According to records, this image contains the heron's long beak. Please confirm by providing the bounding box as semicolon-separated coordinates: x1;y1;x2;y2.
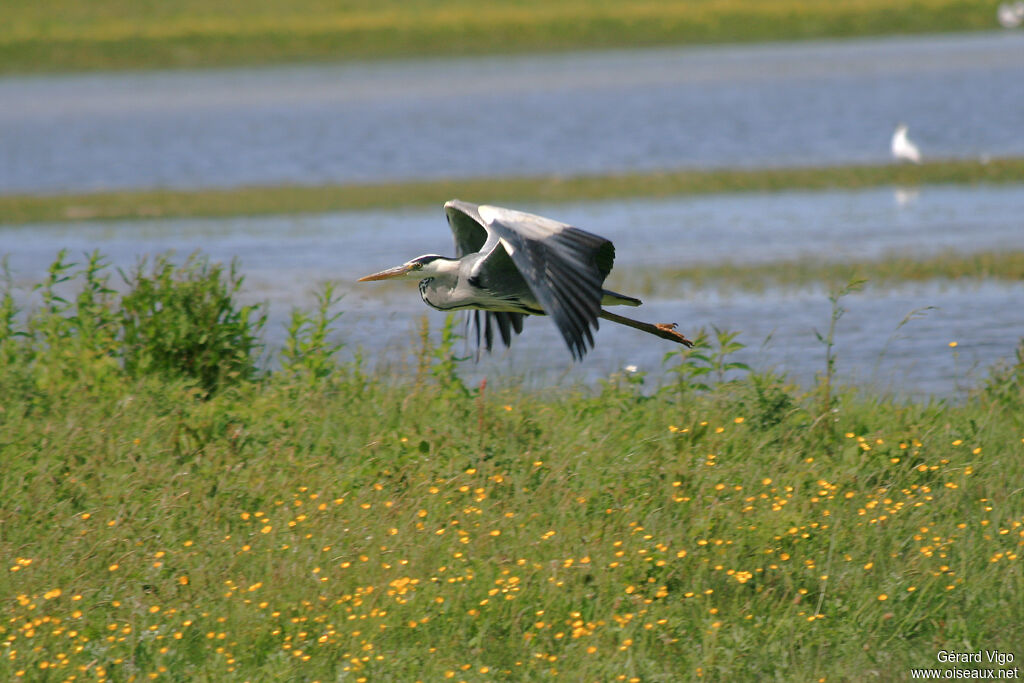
357;264;414;282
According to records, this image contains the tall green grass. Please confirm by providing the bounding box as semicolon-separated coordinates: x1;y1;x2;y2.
1;254;1023;680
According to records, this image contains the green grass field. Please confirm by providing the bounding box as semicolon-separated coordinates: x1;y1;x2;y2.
0;0;1000;73
3;157;1023;226
1;255;1023;680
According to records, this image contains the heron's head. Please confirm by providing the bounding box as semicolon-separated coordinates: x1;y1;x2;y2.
357;254;448;282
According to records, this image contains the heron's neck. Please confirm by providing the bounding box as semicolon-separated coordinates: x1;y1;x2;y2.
421;257;461;279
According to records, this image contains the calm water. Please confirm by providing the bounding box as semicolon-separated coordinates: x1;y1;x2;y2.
2;32;1023;194
3;185;1023;397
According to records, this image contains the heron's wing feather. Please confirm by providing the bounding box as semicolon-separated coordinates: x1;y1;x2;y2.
444;199;491;258
446;200;525;354
478;204;612;360
594;240;615;280
466;309;524;356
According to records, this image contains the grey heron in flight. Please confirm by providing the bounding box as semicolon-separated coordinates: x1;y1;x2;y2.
358;199;693;360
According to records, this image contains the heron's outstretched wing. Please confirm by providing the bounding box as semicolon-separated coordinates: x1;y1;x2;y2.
444;199;489;258
445;199;526;353
477;204;615;360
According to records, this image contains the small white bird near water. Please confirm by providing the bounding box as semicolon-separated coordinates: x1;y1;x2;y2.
997;1;1024;28
891;123;921;164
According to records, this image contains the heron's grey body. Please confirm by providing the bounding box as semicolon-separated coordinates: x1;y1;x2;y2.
358;199;691;360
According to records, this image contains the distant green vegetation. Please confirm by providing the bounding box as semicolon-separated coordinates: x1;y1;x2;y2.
1;252;1023;679
3;157;1023;226
621;249;1024;295
0;0;1000;73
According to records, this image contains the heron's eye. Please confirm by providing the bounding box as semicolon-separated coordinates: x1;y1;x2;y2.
412;262;424;270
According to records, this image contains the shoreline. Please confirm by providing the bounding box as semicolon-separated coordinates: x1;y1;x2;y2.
2;157;1022;226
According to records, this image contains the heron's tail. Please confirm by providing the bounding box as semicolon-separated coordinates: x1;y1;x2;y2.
601;289;641;307
599;309;693;347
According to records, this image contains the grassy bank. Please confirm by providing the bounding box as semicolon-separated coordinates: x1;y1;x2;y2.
0;0;999;74
1;253;1023;680
3;157;1023;226
620;249;1024;295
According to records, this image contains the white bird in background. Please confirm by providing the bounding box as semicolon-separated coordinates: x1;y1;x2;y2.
891;123;921;164
997;1;1024;28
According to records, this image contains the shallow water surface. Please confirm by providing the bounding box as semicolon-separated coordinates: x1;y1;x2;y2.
5;184;1022;279
2;32;1023;194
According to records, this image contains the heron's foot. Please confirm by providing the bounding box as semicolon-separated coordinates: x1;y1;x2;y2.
656;323;694;348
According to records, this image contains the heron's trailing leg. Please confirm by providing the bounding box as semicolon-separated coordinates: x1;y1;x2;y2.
599;309;694;347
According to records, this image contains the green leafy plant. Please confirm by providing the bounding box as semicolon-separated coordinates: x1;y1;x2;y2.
29;249;76;349
814;278;865;417
707;326;751;384
410;313;471;400
70;250;120;355
4;251;123;395
663;328;712;397
431;313;471;399
119;252;266;394
281;282;344;384
0;258;24;365
663;326;750;399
